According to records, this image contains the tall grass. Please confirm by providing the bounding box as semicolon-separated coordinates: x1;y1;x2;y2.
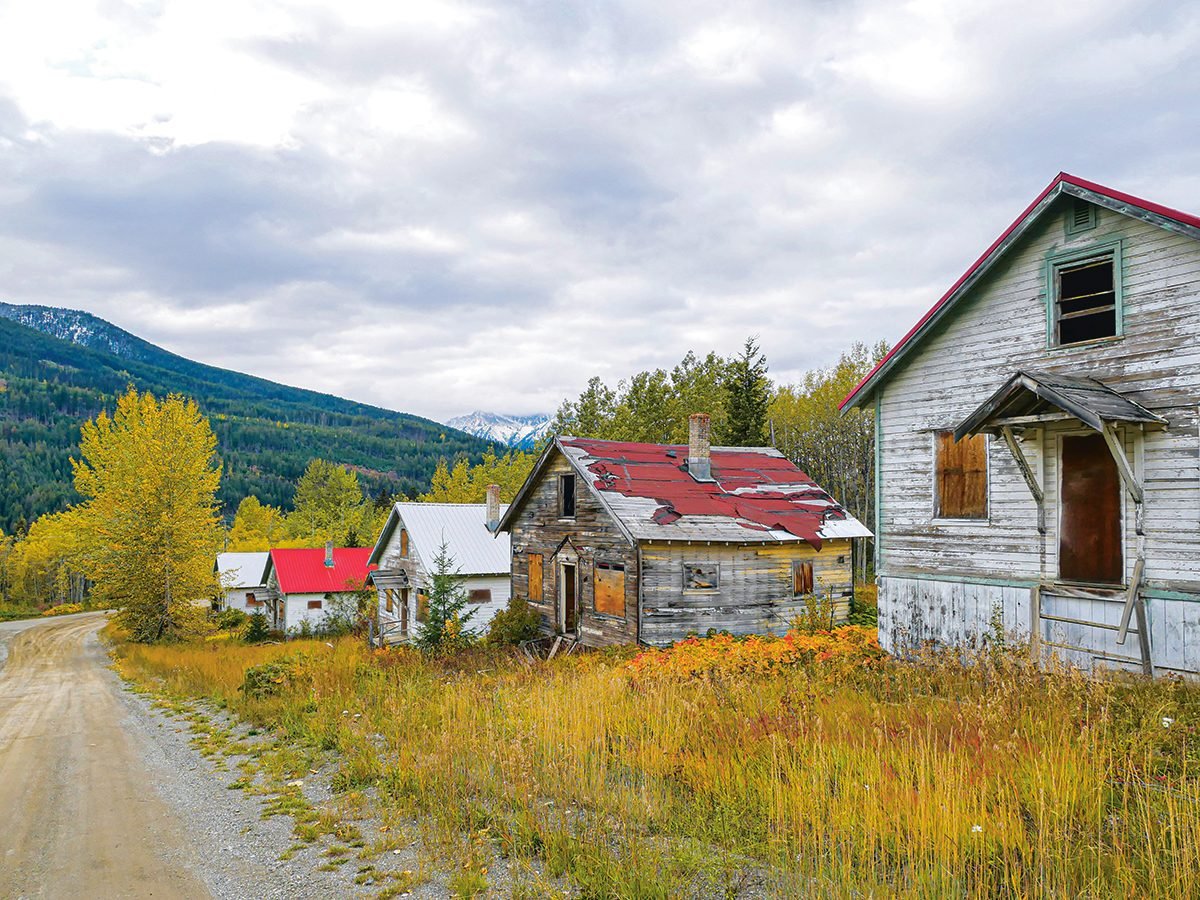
114;635;1199;897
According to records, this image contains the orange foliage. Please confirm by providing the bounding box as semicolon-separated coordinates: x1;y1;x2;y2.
627;625;884;680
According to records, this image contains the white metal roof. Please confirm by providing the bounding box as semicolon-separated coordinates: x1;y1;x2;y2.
374;502;511;576
215;552;269;588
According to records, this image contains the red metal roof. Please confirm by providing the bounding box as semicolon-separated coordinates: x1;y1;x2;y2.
840;172;1200;411
562;437;851;549
268;547;375;595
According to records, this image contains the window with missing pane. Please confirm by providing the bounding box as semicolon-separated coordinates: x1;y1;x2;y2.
1048;243;1123;347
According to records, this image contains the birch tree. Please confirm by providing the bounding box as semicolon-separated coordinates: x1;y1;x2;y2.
73;388;222;641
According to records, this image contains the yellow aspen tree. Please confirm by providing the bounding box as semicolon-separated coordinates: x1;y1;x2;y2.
73;388;222;642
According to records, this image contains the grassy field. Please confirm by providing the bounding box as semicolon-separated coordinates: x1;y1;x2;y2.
112;626;1199;898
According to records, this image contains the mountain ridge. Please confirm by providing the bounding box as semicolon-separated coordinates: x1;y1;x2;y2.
0;303;493;531
445;410;551;449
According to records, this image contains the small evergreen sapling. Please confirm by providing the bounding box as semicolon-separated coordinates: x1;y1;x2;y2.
414;540;478;653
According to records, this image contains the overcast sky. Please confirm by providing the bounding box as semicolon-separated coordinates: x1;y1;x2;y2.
2;1;1199;422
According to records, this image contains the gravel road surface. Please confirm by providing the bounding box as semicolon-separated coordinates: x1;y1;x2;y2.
0;613;361;899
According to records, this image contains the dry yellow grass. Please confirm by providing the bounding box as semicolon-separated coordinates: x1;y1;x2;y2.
113;633;1200;898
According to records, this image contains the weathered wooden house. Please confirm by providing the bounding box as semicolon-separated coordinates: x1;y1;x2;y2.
842;172;1200;677
262;544;375;635
366;490;512;644
495;414;872;648
214;551;269;614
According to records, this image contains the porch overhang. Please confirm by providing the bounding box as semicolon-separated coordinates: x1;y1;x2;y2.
953;370;1167;441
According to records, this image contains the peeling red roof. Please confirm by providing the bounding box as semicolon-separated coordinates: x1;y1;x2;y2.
841;172;1200;411
268;547;375;595
562;438;851;550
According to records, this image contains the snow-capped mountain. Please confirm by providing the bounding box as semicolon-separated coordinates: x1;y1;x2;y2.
445;411;552;449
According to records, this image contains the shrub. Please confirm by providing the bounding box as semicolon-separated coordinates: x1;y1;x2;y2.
486;596;543;645
241;653;310;698
244;612;270;643
214;608;249;631
41;602;84;617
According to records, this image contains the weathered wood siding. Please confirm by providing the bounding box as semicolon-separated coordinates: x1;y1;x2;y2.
640;539;854;646
876;195;1200;674
509;450;639;647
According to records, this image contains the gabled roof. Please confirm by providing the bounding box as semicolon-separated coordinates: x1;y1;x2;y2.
368;502;511;576
265;547;375;595
215;552;269;589
841;173;1200;411
955;370;1168;441
497;436;871;550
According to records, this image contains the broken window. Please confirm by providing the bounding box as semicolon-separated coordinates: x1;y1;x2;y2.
1054;254;1118;346
594;562;626;617
245;592;261;608
793;561;814;596
683;562;719;592
935;432;988;519
559;473;576;518
527;552;544;602
468;588;492;604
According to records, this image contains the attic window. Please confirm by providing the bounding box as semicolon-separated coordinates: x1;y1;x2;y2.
1065;198;1097;235
559;473;576;518
1054;254;1118;346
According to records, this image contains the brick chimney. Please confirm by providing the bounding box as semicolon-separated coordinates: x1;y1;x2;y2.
486;483;501;532
324;540;334;568
687;413;713;482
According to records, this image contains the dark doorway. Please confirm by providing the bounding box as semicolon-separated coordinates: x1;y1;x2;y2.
561;563;577;633
1060;433;1123;585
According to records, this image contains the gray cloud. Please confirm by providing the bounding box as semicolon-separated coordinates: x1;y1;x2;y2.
2;1;1200;420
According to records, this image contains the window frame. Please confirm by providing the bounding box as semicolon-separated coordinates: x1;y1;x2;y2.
1045;239;1124;350
558;473;577;519
682;561;720;593
931;431;991;524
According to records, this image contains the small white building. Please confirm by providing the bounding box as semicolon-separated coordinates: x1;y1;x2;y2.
214;552;269;614
262;545;375;635
368;487;512;644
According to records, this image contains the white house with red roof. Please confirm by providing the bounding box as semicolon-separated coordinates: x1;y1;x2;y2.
842;172;1200;677
496;414;871;648
262;544;376;635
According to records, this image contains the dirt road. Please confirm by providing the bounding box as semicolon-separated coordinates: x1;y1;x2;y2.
0;613;211;899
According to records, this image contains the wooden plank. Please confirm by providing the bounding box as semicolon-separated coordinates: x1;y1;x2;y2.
1134;596;1155;676
1116;556;1145;645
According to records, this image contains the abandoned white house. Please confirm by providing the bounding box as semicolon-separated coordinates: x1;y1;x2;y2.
213;552;269;614
366;489;512;644
261;544;375;634
495;414;872;649
842;172;1200;677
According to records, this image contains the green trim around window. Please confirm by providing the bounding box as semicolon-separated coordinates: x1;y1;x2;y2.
1043;238;1124;349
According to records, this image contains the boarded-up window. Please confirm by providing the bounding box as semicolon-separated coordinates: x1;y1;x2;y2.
528;553;544;602
385;588;394;613
935;432;988;519
400;529;409;557
468;588;492;604
245;592;262;608
1060;433;1123;584
793;561;814;596
417;593;429;623
594;562;625;617
307;599;323;610
683;562;719;591
559;474;576;518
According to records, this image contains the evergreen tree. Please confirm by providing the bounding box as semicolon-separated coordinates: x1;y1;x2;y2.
722;337;771;446
72;388;222;642
414;540;477;653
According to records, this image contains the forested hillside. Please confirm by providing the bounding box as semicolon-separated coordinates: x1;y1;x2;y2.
0;312;490;531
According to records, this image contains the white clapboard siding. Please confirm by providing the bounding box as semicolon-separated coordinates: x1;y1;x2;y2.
876;197;1200;676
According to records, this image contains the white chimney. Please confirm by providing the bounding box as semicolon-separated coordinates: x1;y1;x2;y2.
687;413;713;482
324;540;334;568
486;484;501;532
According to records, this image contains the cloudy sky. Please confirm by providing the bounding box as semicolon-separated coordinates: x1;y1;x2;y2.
2;1;1199;422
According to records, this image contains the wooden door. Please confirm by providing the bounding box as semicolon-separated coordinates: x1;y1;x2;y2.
562;564;577;633
1060;433;1122;585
